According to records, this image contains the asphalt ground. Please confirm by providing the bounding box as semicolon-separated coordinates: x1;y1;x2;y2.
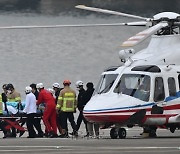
0;128;180;154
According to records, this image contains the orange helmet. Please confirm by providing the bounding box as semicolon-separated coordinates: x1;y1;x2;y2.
63;80;71;85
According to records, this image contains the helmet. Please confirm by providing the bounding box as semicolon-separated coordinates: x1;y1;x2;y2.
75;80;83;88
36;83;44;89
63;80;71;85
25;86;32;93
6;83;14;90
52;83;60;88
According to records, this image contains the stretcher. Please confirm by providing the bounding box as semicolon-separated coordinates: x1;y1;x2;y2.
0;102;43;134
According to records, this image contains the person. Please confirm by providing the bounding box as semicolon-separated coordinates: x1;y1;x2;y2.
23;86;37;138
75;80;88;135
52;82;63;135
2;84;8;114
36;83;57;138
0;84;10;138
30;83;39;100
6;83;21;137
28;83;44;137
56;80;77;138
84;82;100;138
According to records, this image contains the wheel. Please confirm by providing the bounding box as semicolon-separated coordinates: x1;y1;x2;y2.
118;128;126;139
149;129;157;137
110;128;118;139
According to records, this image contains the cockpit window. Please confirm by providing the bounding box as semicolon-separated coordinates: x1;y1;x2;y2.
114;74;150;101
96;74;118;94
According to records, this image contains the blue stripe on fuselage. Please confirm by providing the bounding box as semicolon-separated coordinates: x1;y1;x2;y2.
84;91;180;113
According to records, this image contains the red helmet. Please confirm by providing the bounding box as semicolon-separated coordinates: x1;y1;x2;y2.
63;80;71;85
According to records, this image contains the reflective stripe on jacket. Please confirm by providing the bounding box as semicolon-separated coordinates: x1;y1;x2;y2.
7;90;21;102
57;86;76;112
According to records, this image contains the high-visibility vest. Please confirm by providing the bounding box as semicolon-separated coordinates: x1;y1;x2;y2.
7;91;21;102
58;92;76;112
0;95;2;114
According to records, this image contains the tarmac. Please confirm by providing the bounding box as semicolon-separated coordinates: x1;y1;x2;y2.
0;127;180;154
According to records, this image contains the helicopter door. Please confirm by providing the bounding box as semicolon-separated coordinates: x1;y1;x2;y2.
154;77;165;102
152;77;165;114
167;77;176;97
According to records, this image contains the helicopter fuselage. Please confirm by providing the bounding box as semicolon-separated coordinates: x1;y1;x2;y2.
83;34;180;128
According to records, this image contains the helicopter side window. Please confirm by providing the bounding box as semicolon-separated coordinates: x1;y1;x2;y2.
154;77;165;102
168;77;176;96
114;74;150;101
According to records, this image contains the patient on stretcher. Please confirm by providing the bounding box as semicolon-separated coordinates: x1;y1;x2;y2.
1;101;43;116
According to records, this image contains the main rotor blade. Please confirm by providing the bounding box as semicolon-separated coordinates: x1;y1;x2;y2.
0;21;147;30
0;24;125;29
76;5;149;21
121;22;168;47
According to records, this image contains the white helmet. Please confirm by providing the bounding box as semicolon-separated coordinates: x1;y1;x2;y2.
52;82;60;88
75;80;83;88
36;83;44;89
47;88;55;95
25;86;32;93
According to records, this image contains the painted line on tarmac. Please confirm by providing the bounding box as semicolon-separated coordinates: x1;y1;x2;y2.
0;145;180;150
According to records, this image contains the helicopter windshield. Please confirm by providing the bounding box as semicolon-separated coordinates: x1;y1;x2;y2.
96;74;118;94
114;74;150;101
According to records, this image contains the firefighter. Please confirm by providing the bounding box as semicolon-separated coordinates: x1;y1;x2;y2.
36;83;57;138
56;80;77;138
6;83;21;137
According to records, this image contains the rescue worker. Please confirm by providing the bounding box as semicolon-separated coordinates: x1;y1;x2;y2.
52;82;63;135
0;84;11;138
75;80;88;135
6;83;21;137
2;84;8;114
23;86;37;138
36;83;58;138
56;80;77;138
0;85;9;138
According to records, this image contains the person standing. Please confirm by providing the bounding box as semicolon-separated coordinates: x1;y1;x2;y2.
36;83;57;138
23;86;37;138
52;82;63;135
0;84;9;138
56;80;77;138
29;83;44;137
75;80;88;135
6;83;21;137
84;82;100;138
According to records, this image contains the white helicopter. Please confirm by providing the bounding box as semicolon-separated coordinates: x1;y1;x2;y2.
0;5;180;139
75;5;180;139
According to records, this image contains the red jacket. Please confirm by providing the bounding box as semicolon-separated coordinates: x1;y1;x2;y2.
37;89;55;107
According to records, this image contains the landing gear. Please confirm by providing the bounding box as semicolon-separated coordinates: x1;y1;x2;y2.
110;128;127;139
143;126;157;138
110;128;118;139
118;128;126;139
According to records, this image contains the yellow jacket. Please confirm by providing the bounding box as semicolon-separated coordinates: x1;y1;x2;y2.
57;86;76;112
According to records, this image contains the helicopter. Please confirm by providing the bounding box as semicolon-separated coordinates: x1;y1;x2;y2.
75;5;180;139
0;5;180;139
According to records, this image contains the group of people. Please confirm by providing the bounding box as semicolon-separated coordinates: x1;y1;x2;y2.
0;80;99;139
